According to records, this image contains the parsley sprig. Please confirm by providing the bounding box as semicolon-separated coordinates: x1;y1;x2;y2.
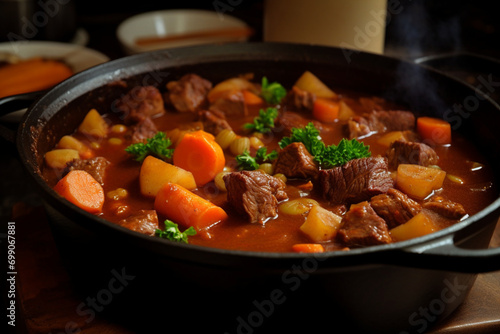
261;77;287;104
155;220;196;243
125;132;174;162
243;107;278;133
278;122;371;168
236;147;278;171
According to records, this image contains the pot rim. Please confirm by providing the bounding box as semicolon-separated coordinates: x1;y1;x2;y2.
15;42;500;267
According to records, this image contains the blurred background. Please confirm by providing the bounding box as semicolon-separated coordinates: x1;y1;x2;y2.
0;0;499;60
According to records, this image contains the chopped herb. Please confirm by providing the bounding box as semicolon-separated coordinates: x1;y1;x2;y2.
261;77;287;104
319;138;371;169
155;220;196;243
279;122;325;158
243;107;279;133
236;147;278;171
125;132;174;162
279;122;371;168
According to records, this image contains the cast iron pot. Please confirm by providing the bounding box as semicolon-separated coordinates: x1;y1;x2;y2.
2;42;500;333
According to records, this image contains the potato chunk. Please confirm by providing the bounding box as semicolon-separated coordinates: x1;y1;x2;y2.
396;164;446;199
45;149;79;169
78;109;109;138
300;205;342;242
294;71;337;99
140;155;196;197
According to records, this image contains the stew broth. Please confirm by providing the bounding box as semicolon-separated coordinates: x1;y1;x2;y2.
42;72;497;253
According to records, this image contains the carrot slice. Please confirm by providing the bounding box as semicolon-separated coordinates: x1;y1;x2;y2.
292;243;325;253
173;130;225;186
53;170;104;214
154;182;228;230
312;98;340;123
242;89;264;106
0;58;73;98
416;117;452;145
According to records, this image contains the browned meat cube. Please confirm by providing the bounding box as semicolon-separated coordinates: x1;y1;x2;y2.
166;73;212;112
275;111;324;137
224;170;288;224
64;157;110;186
423;195;467;220
386;140;438;170
209;90;248;117
197;109;232;135
114;86;166;124
274;142;318;179
285;85;316;111
315;157;394;205
370;188;422;229
117;210;159;236
128;116;158;143
337;201;392;247
346;110;415;139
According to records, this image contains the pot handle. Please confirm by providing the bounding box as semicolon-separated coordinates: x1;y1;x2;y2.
398;225;500;273
0;90;45;143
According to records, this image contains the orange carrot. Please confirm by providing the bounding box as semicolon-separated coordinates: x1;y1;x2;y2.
53;170;104;214
154;182;228;230
416;117;452;145
312;98;340;123
292;243;325;253
0;58;73;98
242;89;264;106
173;130;225;186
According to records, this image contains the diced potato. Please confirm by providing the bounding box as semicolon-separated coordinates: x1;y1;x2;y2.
45;149;79;169
396;164;446;199
57;135;93;159
78;108;109;138
338;100;355;121
294;71;337;98
207;77;257;103
140;155;196;197
300;205;342;242
377;131;406;147
279;198;319;215
390;211;438;241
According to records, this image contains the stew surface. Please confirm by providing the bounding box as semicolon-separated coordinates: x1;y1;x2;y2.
42;71;497;253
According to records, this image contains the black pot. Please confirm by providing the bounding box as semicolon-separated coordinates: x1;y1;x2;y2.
2;43;500;333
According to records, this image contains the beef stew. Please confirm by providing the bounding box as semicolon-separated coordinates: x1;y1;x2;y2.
41;71;497;253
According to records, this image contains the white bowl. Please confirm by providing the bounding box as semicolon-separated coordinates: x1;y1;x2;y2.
117;9;251;55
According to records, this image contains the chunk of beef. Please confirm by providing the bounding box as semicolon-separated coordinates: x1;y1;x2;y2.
274;142;318;179
346;116;372;139
285;86;316;111
315;157;394;205
165;74;212;113
275;111;324;137
209;90;248;117
337;201;392;247
117;210;159;236
386;139;438;170
198;109;232;135
423;195;467;220
64;157;110;186
224;170;288;224
114;86;165;124
346;110;415;139
128;116;158;143
370;188;422;229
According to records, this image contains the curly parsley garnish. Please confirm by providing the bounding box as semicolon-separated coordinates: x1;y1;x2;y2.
125;132;174;162
279;122;370;168
155;220;196;243
243;107;279;133
236;147;278;171
320;138;371;169
261;77;287;104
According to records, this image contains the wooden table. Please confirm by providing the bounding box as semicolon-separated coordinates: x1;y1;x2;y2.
5;202;500;334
